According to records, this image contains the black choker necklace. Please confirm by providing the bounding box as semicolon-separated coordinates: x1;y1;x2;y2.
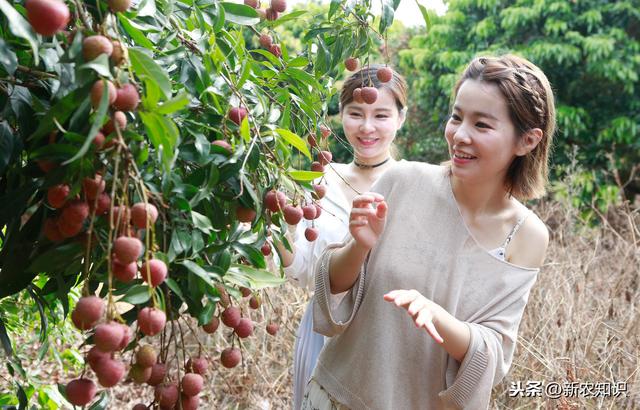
353;157;391;169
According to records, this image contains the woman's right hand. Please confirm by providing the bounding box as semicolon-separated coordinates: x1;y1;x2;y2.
349;193;387;250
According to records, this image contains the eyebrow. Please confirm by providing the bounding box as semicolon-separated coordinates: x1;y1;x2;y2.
452;105;498;121
347;107;393;113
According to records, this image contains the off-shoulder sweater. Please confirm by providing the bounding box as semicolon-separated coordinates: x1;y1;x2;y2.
312;161;540;409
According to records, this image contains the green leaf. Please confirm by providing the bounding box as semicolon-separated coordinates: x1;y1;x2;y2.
137;0;157;17
0;37;18;75
129;48;171;99
179;260;216;287
415;0;432;30
379;0;395;34
288;170;323;182
239;116;250;143
220;2;260;25
197;303;215;325
157;93;190;115
78;54;113;78
120;285;151;304
118;14;155;49
139;111;179;172
28;83;92;141
275;128;311;160
0;0;38;65
62;80;110;165
27;243;83;273
87;391;109;410
191;211;213;234
0;316;13;356
0;121;18;175
226;264;285;289
165;278;185;301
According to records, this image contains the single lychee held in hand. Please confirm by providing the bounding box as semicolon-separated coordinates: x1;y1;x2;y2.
220;347;241;368
25;0;69;36
113;236;143;264
65;378;97;406
229;106;248;125
140;259;167;287
71;296;104;330
137;307;166;336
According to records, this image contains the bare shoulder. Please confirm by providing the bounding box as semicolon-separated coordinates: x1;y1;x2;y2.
508;211;550;269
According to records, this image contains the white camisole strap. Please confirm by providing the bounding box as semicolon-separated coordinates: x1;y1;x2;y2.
487;210;533;260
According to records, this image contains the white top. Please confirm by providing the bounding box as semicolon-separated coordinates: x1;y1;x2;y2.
283;164;352;292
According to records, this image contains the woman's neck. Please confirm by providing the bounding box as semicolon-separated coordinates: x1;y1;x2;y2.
451;174;512;216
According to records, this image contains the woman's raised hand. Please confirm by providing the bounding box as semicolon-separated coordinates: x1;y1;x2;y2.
349;193;387;250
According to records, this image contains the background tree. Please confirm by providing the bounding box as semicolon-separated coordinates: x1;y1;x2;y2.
396;0;639;218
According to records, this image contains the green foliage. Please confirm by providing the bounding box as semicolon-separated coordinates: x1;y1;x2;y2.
397;0;640;213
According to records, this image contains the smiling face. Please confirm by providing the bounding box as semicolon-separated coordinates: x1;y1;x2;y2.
445;79;526;185
341;88;405;164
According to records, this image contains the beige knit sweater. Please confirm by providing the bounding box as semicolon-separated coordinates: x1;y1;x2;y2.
312;162;540;409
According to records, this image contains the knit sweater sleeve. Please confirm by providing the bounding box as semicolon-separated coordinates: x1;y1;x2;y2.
438;283;536;409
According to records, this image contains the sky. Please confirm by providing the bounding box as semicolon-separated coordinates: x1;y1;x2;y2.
288;0;448;27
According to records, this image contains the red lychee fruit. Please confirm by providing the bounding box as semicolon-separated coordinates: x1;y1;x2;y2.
102;111;127;135
181;373;203;396
112;257;136;282
249;295;261;309
137;307;166;336
25;0;69;36
130;202;158;229
65;378;96;406
132;404;148;410
186;357;208;376
344;57;358;72
307;133;318;148
269;43;282;57
202;317;219;334
43;218;64;242
117;323;132;350
244;0;258;8
236;206;256;223
113;83;140;112
108;0;131;12
90;80;117;108
47;184;70;209
376;67;393;83
220;347;241;368
312;184;326;200
314;203;322;218
265;8;278;21
129;363;152;383
361;87;378;104
229;107;248;125
93;131;105;149
155;383;179;408
234;318;254;338
310;161;324;173
239;286;252;297
266;322;279;335
212;139;232;153
353;87;364;104
91;192;111;216
264;191;282;213
110;204;130;226
94;358;125;387
87;345;111;371
58;218;83;239
147;363;166;386
302;204;317;220
221;306;242;328
94;321;125;352
111;40;124;65
283;205;303;225
305;227;319;241
113;236;143;264
71;296;104;330
216;284;231;308
180;394;200;410
60;200;89;227
82;35;113;61
135;345;157;368
318;150;332;166
82;175;105;201
271;0;286;12
140;259;167;287
261;243;271;256
259;33;272;49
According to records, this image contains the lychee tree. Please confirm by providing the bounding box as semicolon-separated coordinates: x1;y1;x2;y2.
0;0;405;406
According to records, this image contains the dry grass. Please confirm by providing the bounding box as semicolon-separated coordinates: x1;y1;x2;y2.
2;199;639;409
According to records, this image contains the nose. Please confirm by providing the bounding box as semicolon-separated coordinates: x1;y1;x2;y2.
359;117;375;133
452;123;472;145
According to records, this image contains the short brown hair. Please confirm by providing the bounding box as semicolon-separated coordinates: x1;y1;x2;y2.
340;64;408;113
453;55;556;200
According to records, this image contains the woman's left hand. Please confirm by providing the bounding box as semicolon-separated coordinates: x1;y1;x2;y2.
384;289;444;344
